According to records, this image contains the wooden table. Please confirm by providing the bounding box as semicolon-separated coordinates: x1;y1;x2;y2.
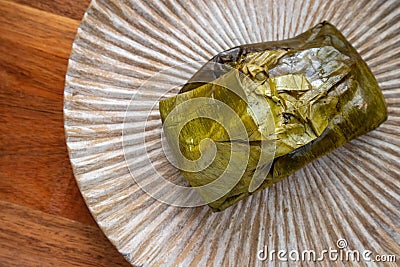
0;0;131;265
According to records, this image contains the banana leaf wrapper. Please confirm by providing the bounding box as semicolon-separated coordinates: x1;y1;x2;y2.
159;22;387;211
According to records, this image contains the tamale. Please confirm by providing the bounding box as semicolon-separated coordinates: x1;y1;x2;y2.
159;21;388;211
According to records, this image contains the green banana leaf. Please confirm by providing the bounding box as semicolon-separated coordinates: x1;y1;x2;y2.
159;21;387;211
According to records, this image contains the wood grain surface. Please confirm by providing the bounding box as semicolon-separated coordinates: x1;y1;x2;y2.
0;0;130;265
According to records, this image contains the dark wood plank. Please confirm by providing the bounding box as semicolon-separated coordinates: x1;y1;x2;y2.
0;201;131;267
0;0;80;58
0;0;94;225
7;0;91;20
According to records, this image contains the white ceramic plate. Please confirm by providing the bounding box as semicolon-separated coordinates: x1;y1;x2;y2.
64;0;400;265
